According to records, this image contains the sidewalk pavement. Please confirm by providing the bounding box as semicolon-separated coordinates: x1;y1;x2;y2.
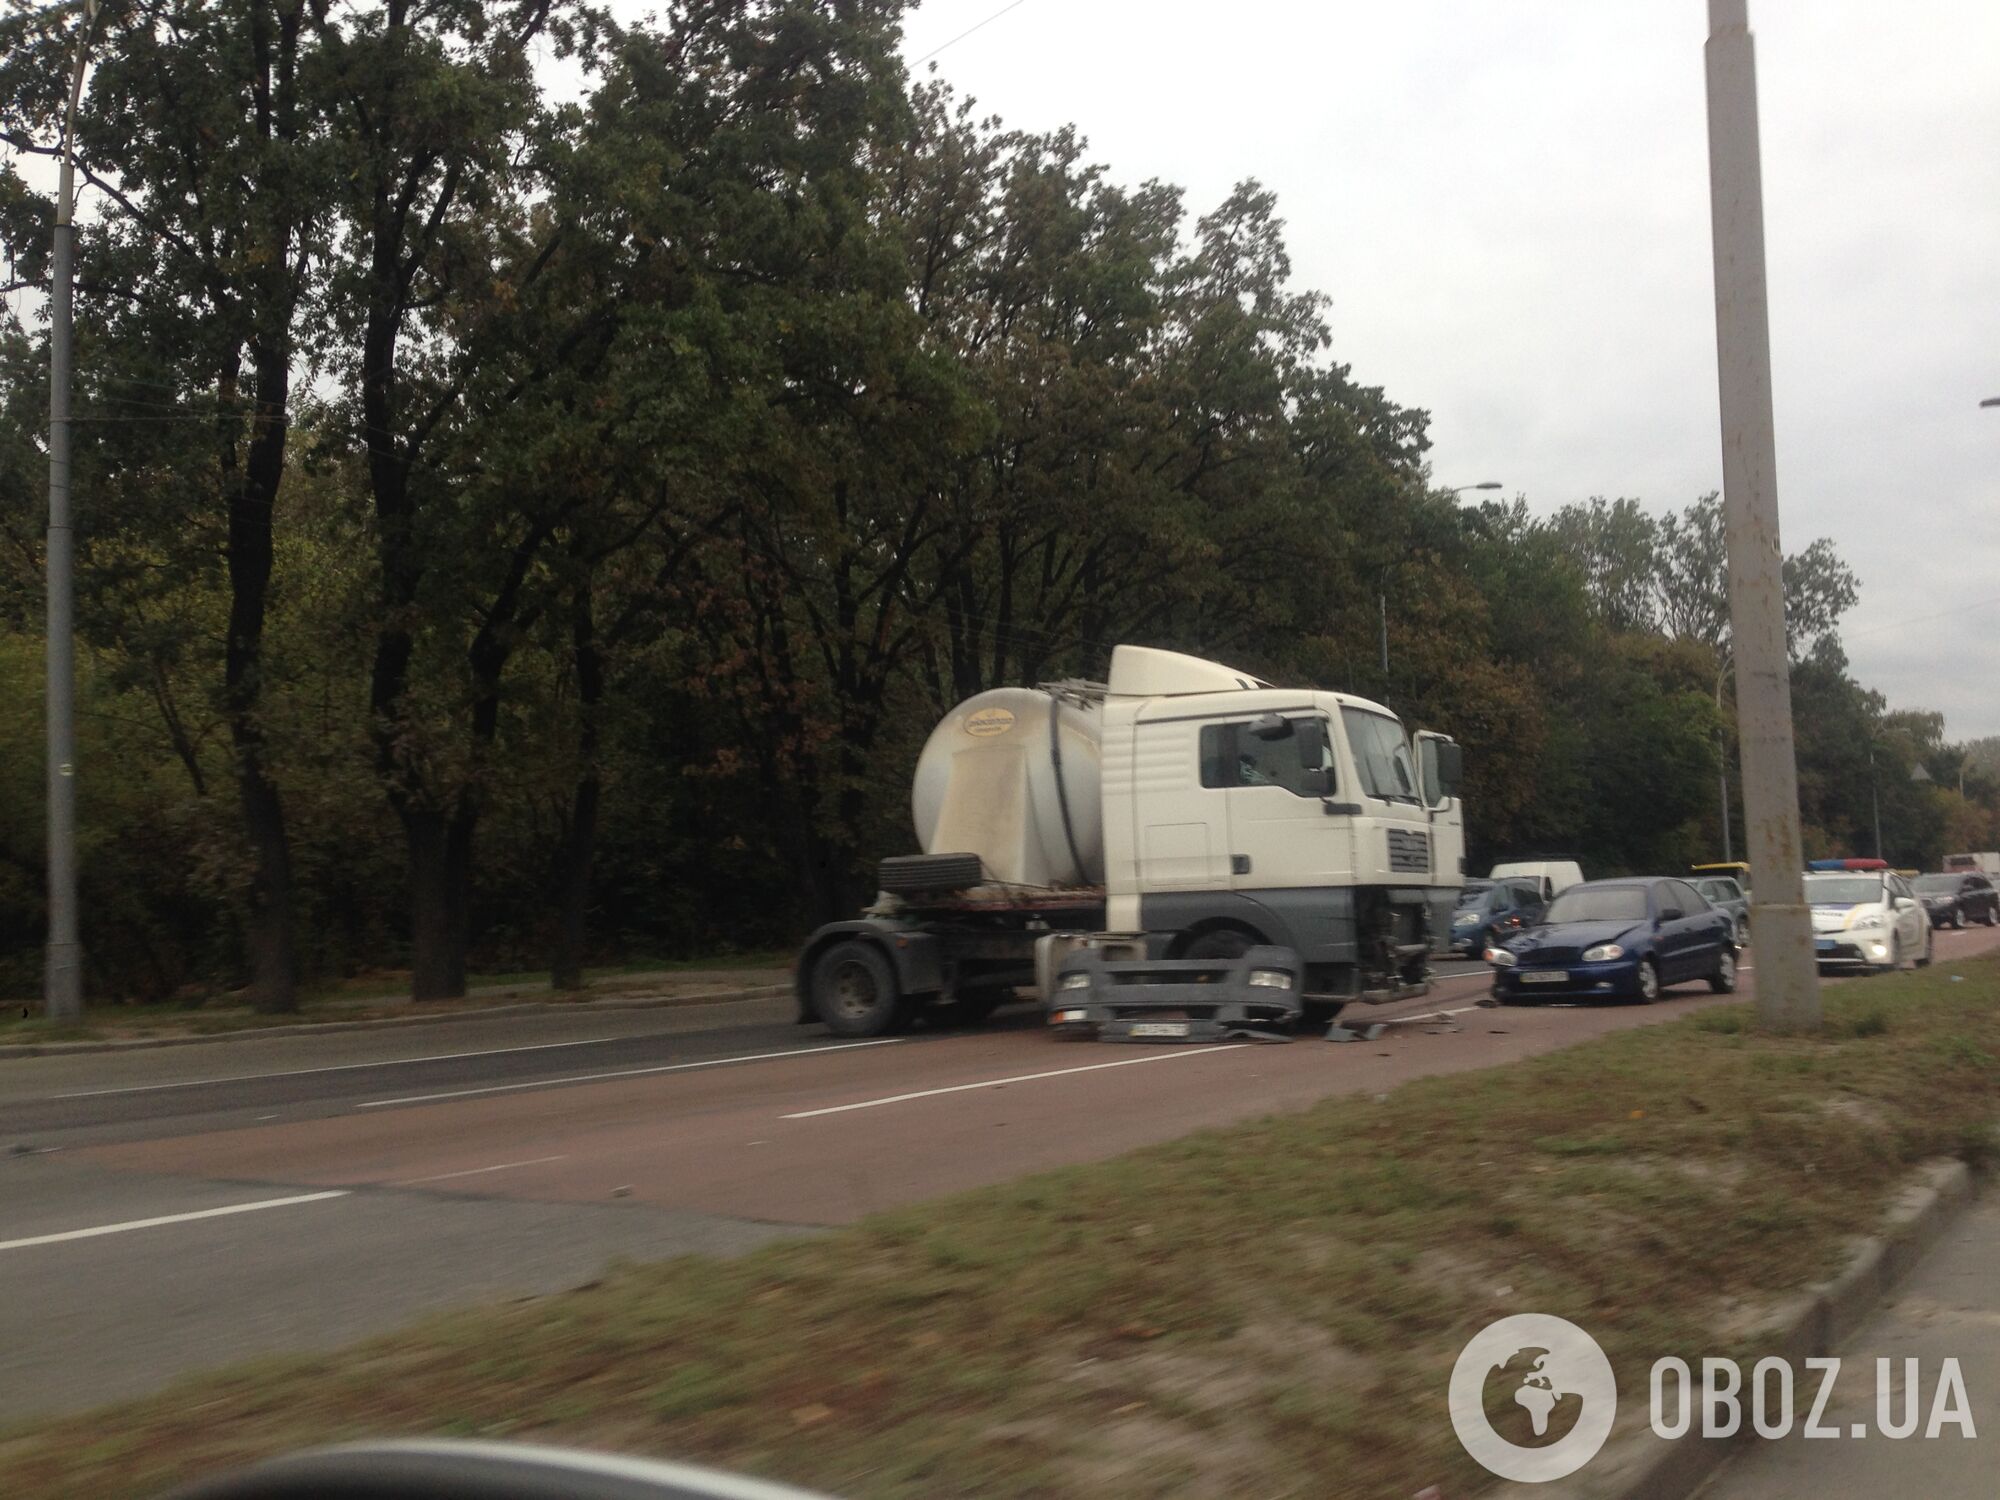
1698;1186;1998;1499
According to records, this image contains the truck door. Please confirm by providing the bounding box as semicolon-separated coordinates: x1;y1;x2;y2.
1205;713;1354;892
1131;716;1231;889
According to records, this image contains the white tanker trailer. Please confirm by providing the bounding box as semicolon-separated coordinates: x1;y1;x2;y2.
795;645;1465;1036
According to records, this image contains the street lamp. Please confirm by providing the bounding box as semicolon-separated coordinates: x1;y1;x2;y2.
1705;0;1819;1030
44;0;103;1025
1447;481;1505;494
1982;397;2000;409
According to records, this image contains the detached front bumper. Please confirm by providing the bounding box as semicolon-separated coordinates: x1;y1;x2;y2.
1047;944;1305;1040
1491;957;1642;999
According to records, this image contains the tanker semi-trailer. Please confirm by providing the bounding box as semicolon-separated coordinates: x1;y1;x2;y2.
795;645;1465;1036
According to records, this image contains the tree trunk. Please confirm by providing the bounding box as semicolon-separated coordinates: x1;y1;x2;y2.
552;587;603;991
222;338;299;1013
237;764;298;1011
551;775;599;991
405;806;471;1001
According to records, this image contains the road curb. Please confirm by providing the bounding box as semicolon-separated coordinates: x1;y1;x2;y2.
1529;1156;1981;1500
0;982;792;1060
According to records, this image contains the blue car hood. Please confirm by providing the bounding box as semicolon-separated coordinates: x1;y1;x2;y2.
1507;920;1646;955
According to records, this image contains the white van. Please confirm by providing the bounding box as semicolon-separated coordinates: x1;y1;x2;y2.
1489;860;1585;901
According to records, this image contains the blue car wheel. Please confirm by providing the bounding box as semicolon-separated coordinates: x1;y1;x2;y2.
1636;957;1661;1002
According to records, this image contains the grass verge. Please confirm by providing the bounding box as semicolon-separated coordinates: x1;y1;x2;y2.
6;960;1997;1499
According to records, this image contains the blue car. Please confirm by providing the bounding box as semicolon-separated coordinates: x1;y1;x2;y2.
1487;877;1737;1003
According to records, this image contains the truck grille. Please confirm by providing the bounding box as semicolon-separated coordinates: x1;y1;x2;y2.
1386;828;1432;874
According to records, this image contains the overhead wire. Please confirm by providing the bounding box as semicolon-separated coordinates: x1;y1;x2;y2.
912;0;1030;66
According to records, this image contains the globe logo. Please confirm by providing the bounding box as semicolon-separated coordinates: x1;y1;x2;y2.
1449;1313;1619;1482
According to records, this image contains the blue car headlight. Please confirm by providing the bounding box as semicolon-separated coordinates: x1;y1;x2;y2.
1485;946;1517;967
1581;942;1625;962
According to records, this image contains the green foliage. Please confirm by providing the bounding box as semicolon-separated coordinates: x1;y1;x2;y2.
0;0;1983;1001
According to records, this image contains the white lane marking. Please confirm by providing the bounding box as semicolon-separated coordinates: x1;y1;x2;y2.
397;1155;569;1185
781;1044;1249;1120
356;1038;904;1109
0;1191;349;1253
51;1036;622;1100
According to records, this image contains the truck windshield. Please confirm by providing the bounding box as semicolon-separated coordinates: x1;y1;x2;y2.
1341;708;1418;802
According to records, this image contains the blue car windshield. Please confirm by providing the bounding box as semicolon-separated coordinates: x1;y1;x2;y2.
1543;886;1648;924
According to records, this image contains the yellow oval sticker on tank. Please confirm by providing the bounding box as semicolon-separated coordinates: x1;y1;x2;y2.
964;706;1016;738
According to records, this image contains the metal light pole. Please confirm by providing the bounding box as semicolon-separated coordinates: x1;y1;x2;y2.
44;0;102;1024
1868;744;1882;860
1703;0;1819;1029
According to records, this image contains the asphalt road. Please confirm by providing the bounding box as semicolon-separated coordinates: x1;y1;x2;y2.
4;934;1995;1422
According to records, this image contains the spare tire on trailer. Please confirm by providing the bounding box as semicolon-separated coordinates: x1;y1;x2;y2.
810;940;907;1037
878;852;983;895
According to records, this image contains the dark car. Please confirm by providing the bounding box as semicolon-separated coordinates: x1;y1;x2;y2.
1447;878;1547;957
1487;876;1736;1004
1913;871;2000;929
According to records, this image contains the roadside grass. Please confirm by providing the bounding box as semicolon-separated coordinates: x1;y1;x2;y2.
0;951;791;1042
5;960;1997;1499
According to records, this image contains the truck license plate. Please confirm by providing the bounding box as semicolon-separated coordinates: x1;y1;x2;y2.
1519;971;1567;984
1130;1021;1191;1037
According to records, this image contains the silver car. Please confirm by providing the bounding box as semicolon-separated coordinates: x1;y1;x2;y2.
1693;875;1750;945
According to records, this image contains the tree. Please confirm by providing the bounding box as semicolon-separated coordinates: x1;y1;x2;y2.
1;0;334;1010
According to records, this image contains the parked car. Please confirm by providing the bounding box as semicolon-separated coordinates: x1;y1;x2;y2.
1448;878;1546;957
1912;871;2000;929
1486;876;1735;1004
1488;858;1585;901
1691;874;1750;945
1805;869;1931;971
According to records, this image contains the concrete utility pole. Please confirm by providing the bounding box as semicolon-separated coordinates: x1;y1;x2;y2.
1702;0;1819;1030
45;0;102;1024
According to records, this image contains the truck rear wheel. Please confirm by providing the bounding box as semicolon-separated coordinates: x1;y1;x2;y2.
811;940;907;1037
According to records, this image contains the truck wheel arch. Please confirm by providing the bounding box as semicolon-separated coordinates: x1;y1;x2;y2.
1172;921;1267;959
795;920;942;1025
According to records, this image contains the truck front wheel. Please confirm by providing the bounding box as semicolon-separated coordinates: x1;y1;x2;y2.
1181;927;1256;961
811;940;907;1037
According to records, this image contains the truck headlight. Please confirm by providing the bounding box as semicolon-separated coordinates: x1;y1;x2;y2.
1247;969;1293;989
1058;971;1091;991
1581;943;1625;962
1485;947;1516;967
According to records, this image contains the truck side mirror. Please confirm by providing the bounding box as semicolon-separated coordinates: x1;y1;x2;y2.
1299;767;1332;797
1434;740;1464;796
1295;716;1326;764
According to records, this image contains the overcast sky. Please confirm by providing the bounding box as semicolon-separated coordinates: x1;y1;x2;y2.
901;0;2000;739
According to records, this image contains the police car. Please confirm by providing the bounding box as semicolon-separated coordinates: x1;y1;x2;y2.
1804;858;1931;972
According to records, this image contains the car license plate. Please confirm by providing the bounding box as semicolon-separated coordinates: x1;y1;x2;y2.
1814;939;1835;953
1130;1021;1190;1037
1519;970;1568;984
